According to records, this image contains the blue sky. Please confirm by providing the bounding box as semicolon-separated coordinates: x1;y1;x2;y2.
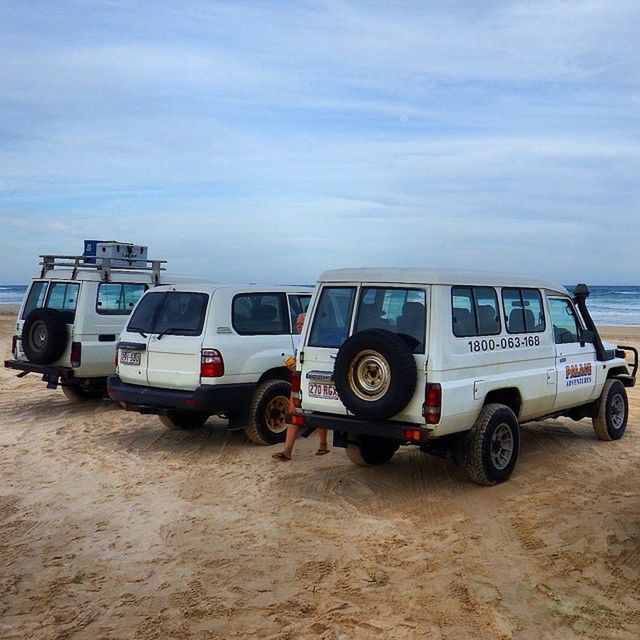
1;1;639;284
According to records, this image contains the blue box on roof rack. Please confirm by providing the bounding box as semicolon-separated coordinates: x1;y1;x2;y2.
83;240;148;267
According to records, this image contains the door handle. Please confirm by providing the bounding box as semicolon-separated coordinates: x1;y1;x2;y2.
559;357;566;363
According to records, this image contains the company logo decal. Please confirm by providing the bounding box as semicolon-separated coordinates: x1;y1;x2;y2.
565;362;592;387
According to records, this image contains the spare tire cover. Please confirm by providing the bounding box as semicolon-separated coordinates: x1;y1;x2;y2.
21;308;68;364
333;328;417;419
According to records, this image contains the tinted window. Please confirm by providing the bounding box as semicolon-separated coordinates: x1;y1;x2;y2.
288;294;311;331
232;293;288;335
502;288;545;334
452;287;500;337
127;291;208;336
549;298;581;344
45;283;80;322
22;281;48;319
97;283;147;315
355;287;426;352
308;287;356;348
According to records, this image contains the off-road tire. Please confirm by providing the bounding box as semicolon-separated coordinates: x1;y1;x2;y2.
159;411;209;430
345;436;400;466
593;379;628;441
244;379;291;445
22;308;68;364
333;329;417;420
464;403;520;486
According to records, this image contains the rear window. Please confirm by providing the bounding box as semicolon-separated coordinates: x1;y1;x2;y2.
45;282;80;323
308;287;356;348
452;287;501;337
502;288;545;334
355;287;426;352
21;281;48;319
288;294;311;331
127;291;208;336
97;283;147;315
232;293;288;335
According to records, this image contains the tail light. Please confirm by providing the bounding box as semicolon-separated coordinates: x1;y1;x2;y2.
422;383;441;425
291;370;302;408
11;335;17;357
70;342;82;368
201;349;224;378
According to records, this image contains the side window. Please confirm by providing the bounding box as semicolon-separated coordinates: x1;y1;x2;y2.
21;281;48;319
355;287;426;352
97;283;147;315
451;287;500;337
232;293;288;335
46;283;80;322
549;298;581;344
288;294;311;332
308;287;356;348
502;288;545;334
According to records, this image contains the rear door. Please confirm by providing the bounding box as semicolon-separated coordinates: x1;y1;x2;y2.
145;291;209;390
302;285;357;414
117;291;164;386
549;297;598;410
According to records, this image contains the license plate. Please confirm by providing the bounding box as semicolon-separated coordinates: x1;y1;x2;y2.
120;350;141;366
308;382;339;400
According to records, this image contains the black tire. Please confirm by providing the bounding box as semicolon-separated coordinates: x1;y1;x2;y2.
345;435;400;466
333;329;417;420
244;379;291;445
159;411;209;430
464;404;520;486
593;379;628;441
22;308;68;364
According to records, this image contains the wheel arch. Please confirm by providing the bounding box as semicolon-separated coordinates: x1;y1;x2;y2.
482;387;522;419
258;366;291;384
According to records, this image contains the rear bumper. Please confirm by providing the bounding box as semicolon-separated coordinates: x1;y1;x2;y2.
4;359;75;381
107;375;257;416
294;411;427;442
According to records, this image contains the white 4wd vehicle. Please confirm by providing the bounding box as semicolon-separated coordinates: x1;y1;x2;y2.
107;283;311;444
4;250;168;401
291;269;637;485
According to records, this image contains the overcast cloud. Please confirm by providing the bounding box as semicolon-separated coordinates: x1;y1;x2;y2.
1;0;639;284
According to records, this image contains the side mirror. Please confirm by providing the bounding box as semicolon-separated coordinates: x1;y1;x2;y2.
581;330;595;345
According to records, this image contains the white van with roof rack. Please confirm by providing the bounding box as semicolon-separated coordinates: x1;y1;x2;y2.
107;282;311;444
290;268;637;485
4;242;174;401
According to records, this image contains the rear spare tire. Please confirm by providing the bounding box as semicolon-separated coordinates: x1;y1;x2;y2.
245;379;291;445
22;308;68;364
333;329;417;419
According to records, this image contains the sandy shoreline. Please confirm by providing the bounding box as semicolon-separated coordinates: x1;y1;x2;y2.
1;311;640;638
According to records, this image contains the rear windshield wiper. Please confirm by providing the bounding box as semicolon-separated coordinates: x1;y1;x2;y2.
156;327;183;340
129;328;147;338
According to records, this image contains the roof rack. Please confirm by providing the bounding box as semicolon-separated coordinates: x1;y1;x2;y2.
39;255;166;285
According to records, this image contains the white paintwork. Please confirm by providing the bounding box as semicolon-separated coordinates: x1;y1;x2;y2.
299;269;631;438
117;284;312;392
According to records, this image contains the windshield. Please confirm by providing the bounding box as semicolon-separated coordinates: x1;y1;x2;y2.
128;291;208;336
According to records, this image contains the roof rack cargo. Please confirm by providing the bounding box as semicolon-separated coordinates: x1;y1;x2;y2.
39;255;166;284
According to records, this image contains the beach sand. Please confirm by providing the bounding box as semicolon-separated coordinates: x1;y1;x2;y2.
1;303;640;639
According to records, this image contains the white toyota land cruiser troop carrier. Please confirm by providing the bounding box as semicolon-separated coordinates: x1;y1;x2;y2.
4;243;169;402
107;282;311;444
289;269;637;485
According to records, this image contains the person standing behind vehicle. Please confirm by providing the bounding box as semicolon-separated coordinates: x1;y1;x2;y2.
272;313;329;461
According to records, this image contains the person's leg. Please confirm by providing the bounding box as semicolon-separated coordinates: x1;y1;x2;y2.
272;423;299;460
316;428;329;455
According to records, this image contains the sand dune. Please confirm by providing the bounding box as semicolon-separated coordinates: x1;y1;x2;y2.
1;305;639;639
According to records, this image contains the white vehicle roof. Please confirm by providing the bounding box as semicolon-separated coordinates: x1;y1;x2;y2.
149;282;313;294
318;268;569;295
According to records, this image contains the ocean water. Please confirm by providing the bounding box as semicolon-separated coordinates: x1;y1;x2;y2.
1;283;639;326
